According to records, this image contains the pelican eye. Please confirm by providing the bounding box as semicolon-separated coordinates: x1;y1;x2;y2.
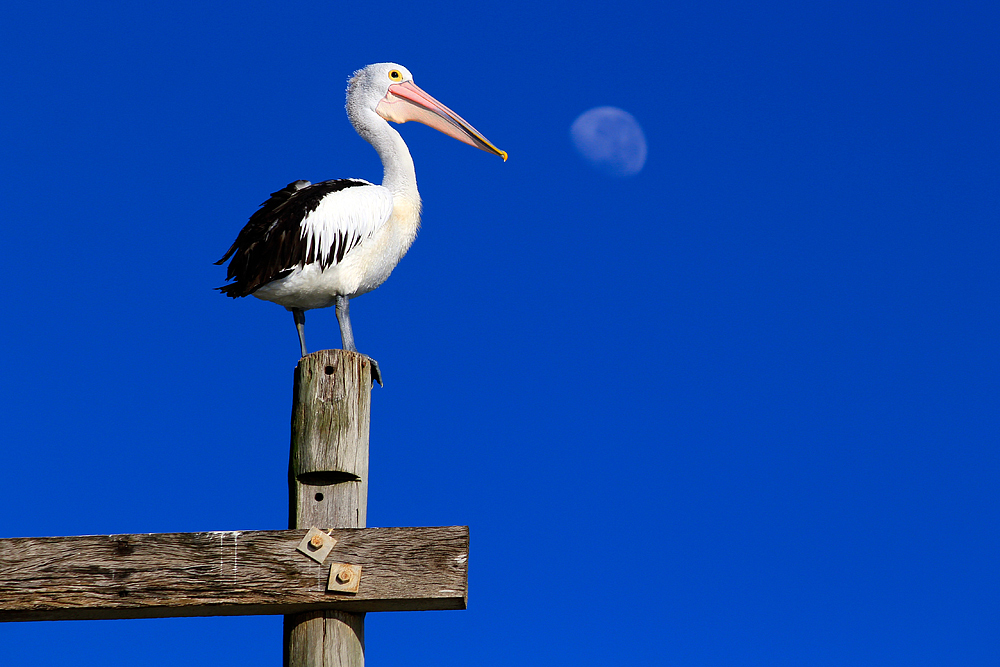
388;69;402;81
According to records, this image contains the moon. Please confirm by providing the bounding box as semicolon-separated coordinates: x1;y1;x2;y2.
570;106;647;177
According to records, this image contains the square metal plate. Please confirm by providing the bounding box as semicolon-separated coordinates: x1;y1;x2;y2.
295;527;337;564
327;562;362;594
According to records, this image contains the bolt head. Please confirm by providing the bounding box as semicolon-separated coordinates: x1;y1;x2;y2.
310;534;325;548
336;568;353;584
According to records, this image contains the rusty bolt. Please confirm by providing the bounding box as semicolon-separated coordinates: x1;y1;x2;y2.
336;567;353;584
310;534;325;548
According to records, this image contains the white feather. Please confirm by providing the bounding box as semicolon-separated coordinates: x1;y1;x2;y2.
299;181;391;267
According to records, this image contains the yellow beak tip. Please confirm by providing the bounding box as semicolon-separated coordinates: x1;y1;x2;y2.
500;150;508;162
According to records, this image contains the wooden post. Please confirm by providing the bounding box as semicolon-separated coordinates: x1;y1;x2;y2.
0;345;471;647
285;349;372;667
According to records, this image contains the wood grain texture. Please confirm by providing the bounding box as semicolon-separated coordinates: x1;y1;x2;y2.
287;349;371;667
0;526;468;622
284;610;365;667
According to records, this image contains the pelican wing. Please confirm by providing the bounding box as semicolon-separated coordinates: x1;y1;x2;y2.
216;179;393;297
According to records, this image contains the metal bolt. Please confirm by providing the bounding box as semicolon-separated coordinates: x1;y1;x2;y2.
336;567;353;584
310;534;324;548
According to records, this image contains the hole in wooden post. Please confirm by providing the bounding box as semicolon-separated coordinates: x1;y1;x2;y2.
314;492;324;501
324;365;335;375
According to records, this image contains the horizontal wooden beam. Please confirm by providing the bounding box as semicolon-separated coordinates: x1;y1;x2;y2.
0;526;468;622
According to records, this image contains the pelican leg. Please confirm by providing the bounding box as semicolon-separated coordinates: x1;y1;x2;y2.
291;308;307;358
335;295;382;387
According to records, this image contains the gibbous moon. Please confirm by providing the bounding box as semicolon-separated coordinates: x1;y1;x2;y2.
570;106;647;177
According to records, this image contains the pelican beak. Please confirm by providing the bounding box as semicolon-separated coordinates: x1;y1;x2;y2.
376;81;507;161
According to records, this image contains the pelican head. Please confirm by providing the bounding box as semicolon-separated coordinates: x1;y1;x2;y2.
347;62;506;161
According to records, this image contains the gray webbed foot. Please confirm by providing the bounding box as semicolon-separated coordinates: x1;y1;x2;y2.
364;355;383;387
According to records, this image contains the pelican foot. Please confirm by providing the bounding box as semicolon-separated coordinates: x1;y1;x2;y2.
363;355;383;388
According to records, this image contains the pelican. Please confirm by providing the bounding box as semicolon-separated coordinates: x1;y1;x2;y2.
215;63;506;386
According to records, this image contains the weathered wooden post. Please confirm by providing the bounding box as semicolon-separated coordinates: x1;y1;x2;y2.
284;349;372;667
0;346;468;651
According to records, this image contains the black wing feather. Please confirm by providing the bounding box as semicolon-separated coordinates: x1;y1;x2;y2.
215;179;369;298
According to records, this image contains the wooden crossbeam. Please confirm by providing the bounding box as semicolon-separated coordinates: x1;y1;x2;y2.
0;526;468;622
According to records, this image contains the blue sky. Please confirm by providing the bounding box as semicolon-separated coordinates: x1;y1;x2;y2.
1;1;997;665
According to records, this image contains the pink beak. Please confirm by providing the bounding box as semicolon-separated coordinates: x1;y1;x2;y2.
376;81;507;161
